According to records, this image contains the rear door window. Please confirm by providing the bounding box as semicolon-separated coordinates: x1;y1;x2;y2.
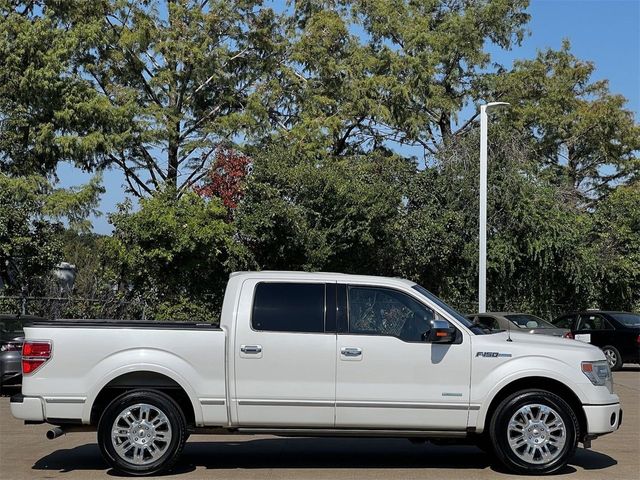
252;283;325;333
578;314;613;331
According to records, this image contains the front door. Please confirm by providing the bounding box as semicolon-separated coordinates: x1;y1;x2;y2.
335;284;471;430
574;313;615;346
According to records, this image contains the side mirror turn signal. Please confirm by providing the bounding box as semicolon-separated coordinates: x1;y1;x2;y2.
424;320;455;344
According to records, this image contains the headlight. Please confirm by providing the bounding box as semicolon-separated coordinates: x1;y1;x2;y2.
582;360;613;392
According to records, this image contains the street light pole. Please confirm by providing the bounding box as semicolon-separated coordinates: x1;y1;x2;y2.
479;102;509;313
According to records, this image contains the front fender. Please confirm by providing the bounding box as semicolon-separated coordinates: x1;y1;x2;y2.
471;356;591;432
82;348;203;425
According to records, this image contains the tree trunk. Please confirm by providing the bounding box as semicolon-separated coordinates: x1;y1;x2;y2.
439;112;452;147
167;124;179;191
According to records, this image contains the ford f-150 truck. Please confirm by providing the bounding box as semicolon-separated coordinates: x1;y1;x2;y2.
11;271;621;476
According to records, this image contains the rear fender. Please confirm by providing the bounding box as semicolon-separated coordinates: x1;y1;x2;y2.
82;348;203;425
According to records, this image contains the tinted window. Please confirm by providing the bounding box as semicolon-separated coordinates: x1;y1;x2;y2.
610;313;640;327
252;283;325;333
553;315;576;329
578;314;612;331
348;286;435;342
505;314;554;329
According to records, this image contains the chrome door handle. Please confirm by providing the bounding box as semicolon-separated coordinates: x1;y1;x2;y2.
241;345;262;354
341;347;362;357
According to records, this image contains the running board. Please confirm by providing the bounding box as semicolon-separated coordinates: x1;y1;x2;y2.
235;428;468;438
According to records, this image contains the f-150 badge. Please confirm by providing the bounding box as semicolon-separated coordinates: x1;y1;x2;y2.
476;351;512;358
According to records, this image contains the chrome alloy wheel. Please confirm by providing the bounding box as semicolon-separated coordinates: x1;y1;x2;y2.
603;348;617;369
111;403;172;465
507;404;566;464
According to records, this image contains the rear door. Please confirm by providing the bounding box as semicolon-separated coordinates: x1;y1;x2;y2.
233;280;337;427
335;284;471;430
574;313;615;346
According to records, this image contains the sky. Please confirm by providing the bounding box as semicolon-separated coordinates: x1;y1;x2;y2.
57;0;640;235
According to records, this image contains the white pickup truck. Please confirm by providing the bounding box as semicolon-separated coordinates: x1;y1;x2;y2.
11;271;621;476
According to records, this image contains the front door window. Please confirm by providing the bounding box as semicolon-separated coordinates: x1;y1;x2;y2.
348;286;437;342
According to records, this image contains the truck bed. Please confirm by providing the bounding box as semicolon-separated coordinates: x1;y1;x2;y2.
18;322;228;427
26;319;221;330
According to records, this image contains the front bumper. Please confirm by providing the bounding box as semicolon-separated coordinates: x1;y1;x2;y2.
583;402;622;435
10;393;45;422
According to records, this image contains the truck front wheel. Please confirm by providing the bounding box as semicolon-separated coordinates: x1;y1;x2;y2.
489;389;579;475
97;390;187;476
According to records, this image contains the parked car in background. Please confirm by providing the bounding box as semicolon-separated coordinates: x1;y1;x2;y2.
552;311;640;371
0;315;43;393
467;312;570;337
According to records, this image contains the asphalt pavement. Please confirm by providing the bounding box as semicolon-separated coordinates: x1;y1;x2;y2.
1;368;638;480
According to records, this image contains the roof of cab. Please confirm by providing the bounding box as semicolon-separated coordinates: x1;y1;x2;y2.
229;270;416;287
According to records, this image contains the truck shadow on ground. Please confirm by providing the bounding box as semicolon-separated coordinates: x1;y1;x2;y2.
32;437;617;477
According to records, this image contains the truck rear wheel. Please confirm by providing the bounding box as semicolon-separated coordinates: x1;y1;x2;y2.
97;390;187;476
489;389;578;475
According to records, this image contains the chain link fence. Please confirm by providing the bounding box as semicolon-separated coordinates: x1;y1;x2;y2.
0;296;147;320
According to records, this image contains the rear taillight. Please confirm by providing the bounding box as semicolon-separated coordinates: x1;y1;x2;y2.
637;334;640;346
22;341;52;374
563;331;574;340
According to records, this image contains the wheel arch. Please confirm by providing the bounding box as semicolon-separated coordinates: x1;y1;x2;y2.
477;376;587;441
87;368;200;427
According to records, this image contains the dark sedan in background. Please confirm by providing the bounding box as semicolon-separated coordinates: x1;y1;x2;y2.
0;315;41;393
552;311;640;370
466;312;570;337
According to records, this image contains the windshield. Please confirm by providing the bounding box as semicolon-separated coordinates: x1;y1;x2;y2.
411;284;488;335
505;314;555;329
610;313;640;327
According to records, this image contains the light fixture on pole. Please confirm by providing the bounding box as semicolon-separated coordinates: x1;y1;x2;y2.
479;101;510;313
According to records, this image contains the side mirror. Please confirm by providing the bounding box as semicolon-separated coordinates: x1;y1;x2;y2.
424;320;455;344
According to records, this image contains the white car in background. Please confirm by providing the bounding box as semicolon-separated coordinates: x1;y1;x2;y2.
467;312;571;337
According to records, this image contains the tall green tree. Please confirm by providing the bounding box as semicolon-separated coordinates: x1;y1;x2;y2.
590;181;640;310
395;128;602;315
236;145;411;273
0;1;109;175
107;189;247;319
0;173;103;294
264;0;530;158
496;41;640;202
1;1;282;196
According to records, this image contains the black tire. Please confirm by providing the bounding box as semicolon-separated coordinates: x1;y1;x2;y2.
474;432;495;455
602;345;623;371
97;390;187;476
489;389;578;475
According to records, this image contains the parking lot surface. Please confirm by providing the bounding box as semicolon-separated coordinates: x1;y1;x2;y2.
1;368;638;480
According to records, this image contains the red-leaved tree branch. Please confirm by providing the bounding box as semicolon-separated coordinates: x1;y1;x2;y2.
195;147;252;215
